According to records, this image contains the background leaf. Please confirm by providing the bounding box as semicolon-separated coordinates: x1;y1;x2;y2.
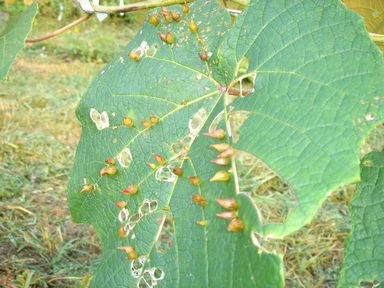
217;0;384;237
0;2;37;80
339;152;384;287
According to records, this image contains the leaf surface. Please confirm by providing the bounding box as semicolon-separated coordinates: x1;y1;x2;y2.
0;3;37;80
217;0;384;237
339;152;384;287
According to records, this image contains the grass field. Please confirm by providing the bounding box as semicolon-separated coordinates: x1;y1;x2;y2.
1;9;384;288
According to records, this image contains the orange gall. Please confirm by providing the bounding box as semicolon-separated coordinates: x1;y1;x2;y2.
182;3;190;14
204;128;225;139
188;176;201;186
153;154;166;165
122;184;138;196
227;218;244;232
210;170;230;182
215;198;238;211
170;11;181;22
216;210;237;220
172;166;183;176
123;117;134;127
192;194;208;206
148;14;160;27
117;246;138;260
211;158;229;166
210;143;231;152
115;201;127;208
128;51;140;61
100;166;117;177
189;18;198;33
218;148;237;158
80;183;94;193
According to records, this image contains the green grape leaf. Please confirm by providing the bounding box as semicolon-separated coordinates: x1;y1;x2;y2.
68;0;384;286
0;3;37;80
343;0;384;51
215;0;384;237
339;152;384;288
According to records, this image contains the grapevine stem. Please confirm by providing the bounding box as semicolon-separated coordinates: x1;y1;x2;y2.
25;14;93;44
26;0;195;44
91;0;194;14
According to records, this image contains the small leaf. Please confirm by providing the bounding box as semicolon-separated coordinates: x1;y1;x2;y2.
339;152;384;287
0;3;37;80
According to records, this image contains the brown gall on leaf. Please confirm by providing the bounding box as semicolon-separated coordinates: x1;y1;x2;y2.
161;8;172;23
141;120;152;128
227;218;244;232
123;117;134;127
188;176;201;186
165;32;175;44
161;206;171;212
218;148;236;158
153;154;166;165
115;201;127;208
122;184;138;196
199;52;208;61
210;143;231;152
215;198;238;211
104;158;115;165
210;170;230;182
117;246;138;260
128;51;140;62
148;14;160;27
216;210;237;220
211;157;229;166
196;220;208;227
147;162;158;170
182;3;189;14
164;14;173;23
158;32;167;42
170;11;181;22
181;3;189;15
192;194;208;206
161;7;169;17
204;128;225;139
172;166;183;176
189;18;198;33
118;226;126;238
150;116;160;124
80;183;94;193
100;166;117;177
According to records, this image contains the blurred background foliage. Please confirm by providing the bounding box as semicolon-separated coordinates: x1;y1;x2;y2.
0;0;383;287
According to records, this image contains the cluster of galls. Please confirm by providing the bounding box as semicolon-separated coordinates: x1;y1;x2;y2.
204;129;236;183
128;3;208;64
80;158;119;193
207;130;244;232
216;198;244;232
122;115;160;130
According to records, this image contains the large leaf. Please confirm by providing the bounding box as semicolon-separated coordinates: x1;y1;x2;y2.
68;0;384;286
339;152;384;287
343;0;384;51
216;0;384;237
0;3;37;80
